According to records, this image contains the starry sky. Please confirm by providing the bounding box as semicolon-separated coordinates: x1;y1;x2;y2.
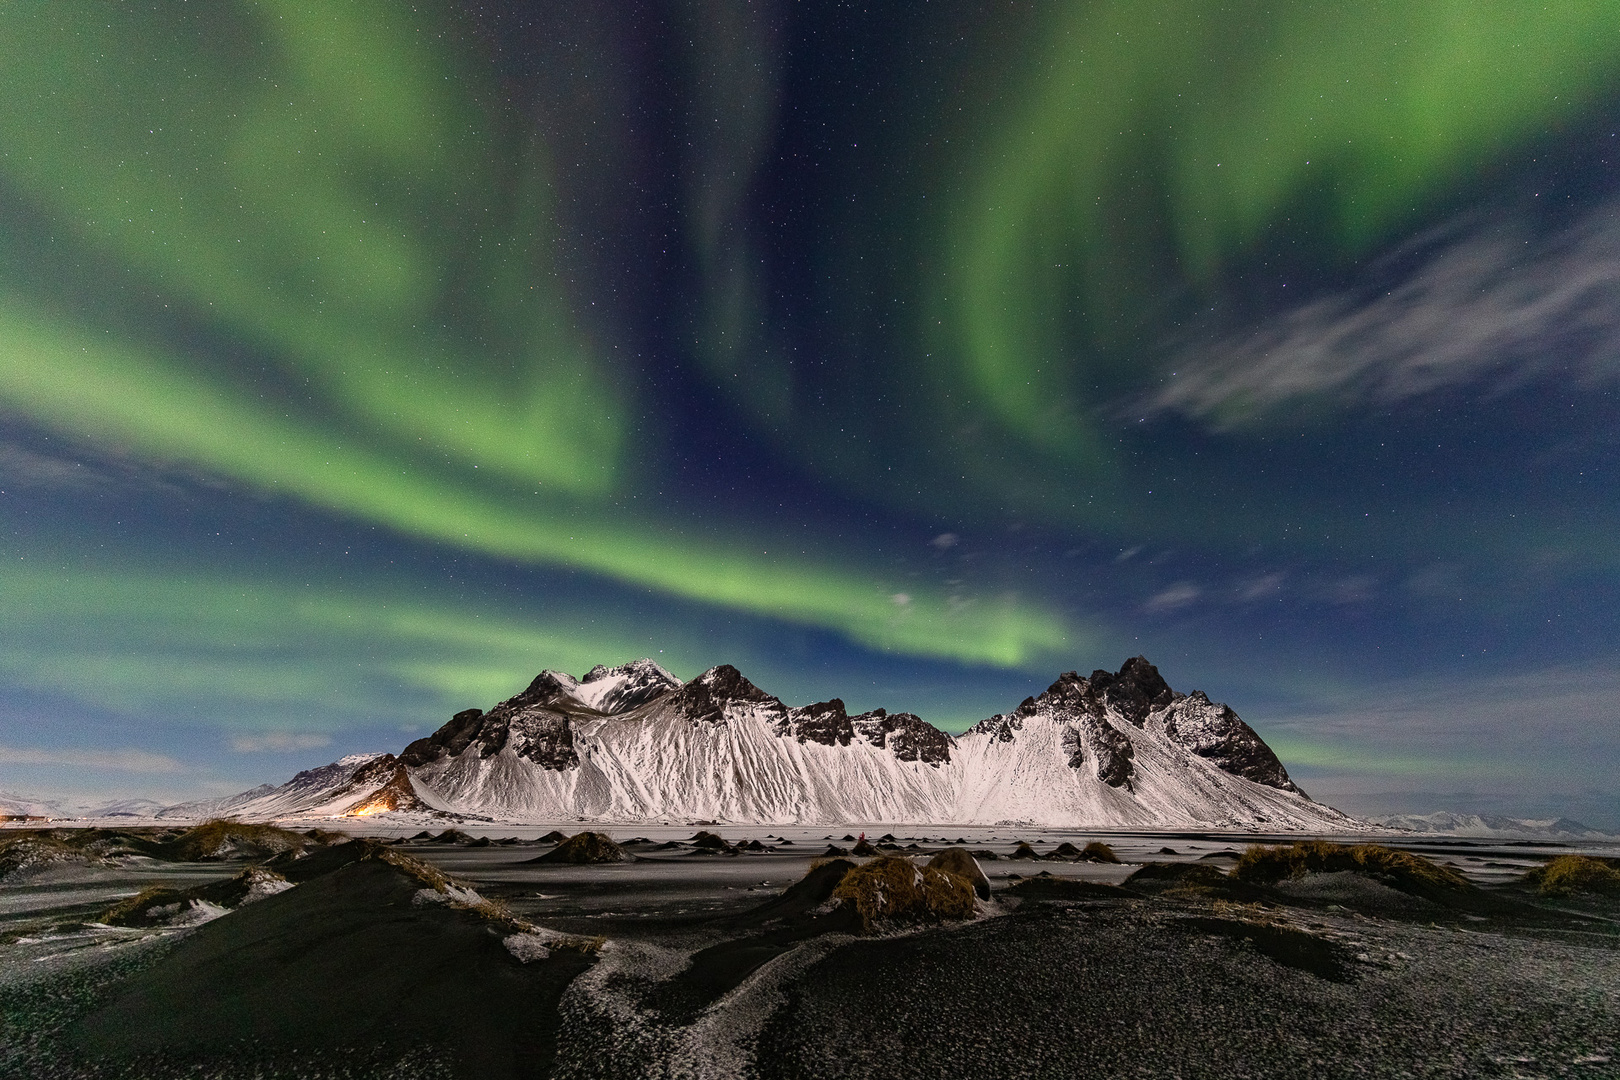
3;1;1619;826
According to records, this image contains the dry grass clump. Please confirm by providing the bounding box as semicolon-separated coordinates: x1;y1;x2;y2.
0;834;96;880
831;855;977;931
380;846;599;951
1234;841;1470;896
925;847;991;899
1522;854;1620;897
162;820;312;861
377;846;456;892
102;886;187;926
101;865;294;927
1081;841;1120;864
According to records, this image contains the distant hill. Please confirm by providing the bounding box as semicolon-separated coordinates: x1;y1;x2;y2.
1370;812;1614;840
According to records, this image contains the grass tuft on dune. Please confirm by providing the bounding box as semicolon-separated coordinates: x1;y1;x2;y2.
1522;854;1620;898
831;855;978;931
1234;841;1471;897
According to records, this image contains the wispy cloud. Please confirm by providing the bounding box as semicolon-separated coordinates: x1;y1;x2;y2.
1144;582;1201;612
0;444;111;490
228;732;333;753
1235;571;1287;602
0;744;183;773
1151;200;1620;425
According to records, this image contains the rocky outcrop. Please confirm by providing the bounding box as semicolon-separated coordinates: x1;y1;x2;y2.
399;660;683;771
1157;691;1300;794
849;710;953;765
663;664;781;726
775;699;857;747
1076;713;1136;789
577;660;683;713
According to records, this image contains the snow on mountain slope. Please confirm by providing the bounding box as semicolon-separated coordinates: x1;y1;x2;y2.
0;792;62;818
218;656;1358;829
165;753;401;821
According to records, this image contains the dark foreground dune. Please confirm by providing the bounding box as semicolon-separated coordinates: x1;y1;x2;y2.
69;843;594;1079
0;830;1616;1079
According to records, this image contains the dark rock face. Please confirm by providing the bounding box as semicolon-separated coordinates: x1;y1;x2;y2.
773;692;953;765
850;710;953;765
1087;656;1176;727
400;712;477;767
1077;714;1135;789
971;712;1025;743
400;701;578;772
969;657;1305;793
1159;692;1301;793
776;699;857;747
670;665;782;726
1060;726;1086;769
506;710;580;770
1035;656;1175;729
1014;665;1142;788
399;661;683;772
578;659;682;714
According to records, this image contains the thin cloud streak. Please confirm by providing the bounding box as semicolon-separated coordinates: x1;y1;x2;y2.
1254;662;1620;799
0;744;184;773
1153;201;1620;425
228;732;334;753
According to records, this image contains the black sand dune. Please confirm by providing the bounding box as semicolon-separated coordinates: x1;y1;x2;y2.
69;846;594;1080
3;836;1615;1079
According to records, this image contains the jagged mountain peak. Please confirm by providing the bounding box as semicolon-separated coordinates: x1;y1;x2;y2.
1032;656;1178;727
688;663;768;698
660;664;779;726
512;658;682;716
572;658;682;714
969;657;1297;795
583;657;679;684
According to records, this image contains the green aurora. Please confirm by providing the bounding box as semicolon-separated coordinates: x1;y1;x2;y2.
0;1;1072;669
1;1;1619;817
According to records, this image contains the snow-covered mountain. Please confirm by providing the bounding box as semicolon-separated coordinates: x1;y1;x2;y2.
210;657;1361;829
1371;812;1615;840
0;791;61;819
0;792;177;820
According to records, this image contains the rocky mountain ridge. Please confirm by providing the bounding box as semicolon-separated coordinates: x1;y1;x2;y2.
180;657;1358;829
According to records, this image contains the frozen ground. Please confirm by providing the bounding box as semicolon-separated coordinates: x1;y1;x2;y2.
0;825;1616;1078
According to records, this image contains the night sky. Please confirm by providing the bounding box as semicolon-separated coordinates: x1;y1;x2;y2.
3;2;1619;826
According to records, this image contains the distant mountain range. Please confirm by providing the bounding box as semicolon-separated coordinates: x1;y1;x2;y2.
9;662;1616;835
163;657;1364;829
1366;812;1615;840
